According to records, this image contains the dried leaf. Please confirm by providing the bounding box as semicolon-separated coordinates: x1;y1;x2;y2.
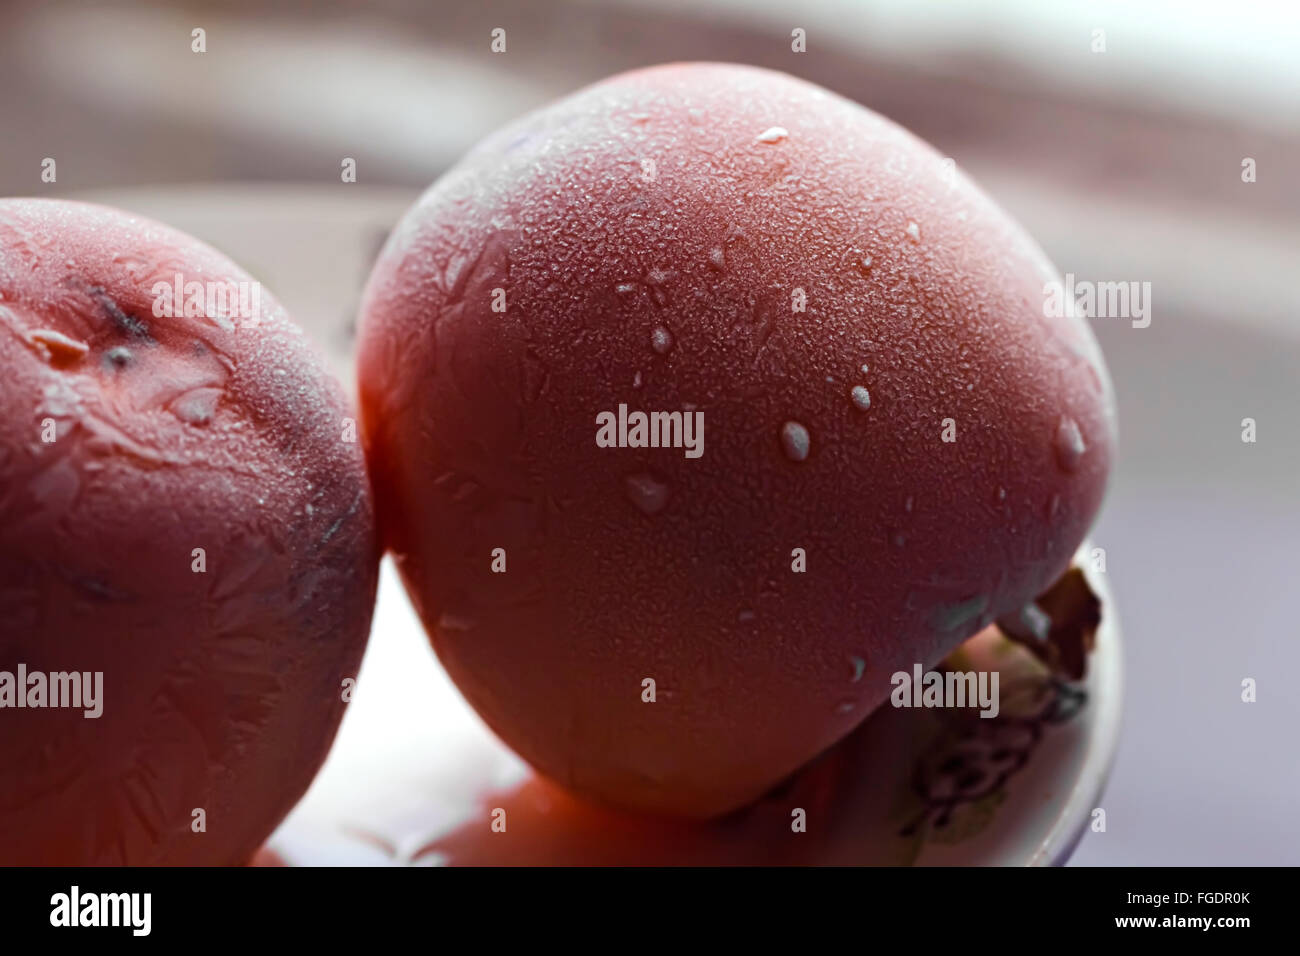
995;566;1100;681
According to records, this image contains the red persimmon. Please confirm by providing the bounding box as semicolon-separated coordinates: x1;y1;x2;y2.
0;199;378;863
358;64;1115;818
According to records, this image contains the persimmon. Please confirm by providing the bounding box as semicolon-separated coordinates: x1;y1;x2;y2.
358;64;1115;817
0;199;378;863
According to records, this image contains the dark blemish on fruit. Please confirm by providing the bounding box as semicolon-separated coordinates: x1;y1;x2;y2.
71;574;135;603
85;285;154;342
103;346;133;370
939;755;965;775
320;490;364;546
957;768;985;790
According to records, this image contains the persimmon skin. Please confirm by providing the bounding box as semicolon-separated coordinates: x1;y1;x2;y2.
0;199;378;864
358;63;1115;818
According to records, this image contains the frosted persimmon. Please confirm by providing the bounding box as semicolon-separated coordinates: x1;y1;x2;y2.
357;63;1115;818
0;199;378;863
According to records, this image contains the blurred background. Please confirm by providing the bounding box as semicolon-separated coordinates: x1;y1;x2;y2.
3;0;1297;864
